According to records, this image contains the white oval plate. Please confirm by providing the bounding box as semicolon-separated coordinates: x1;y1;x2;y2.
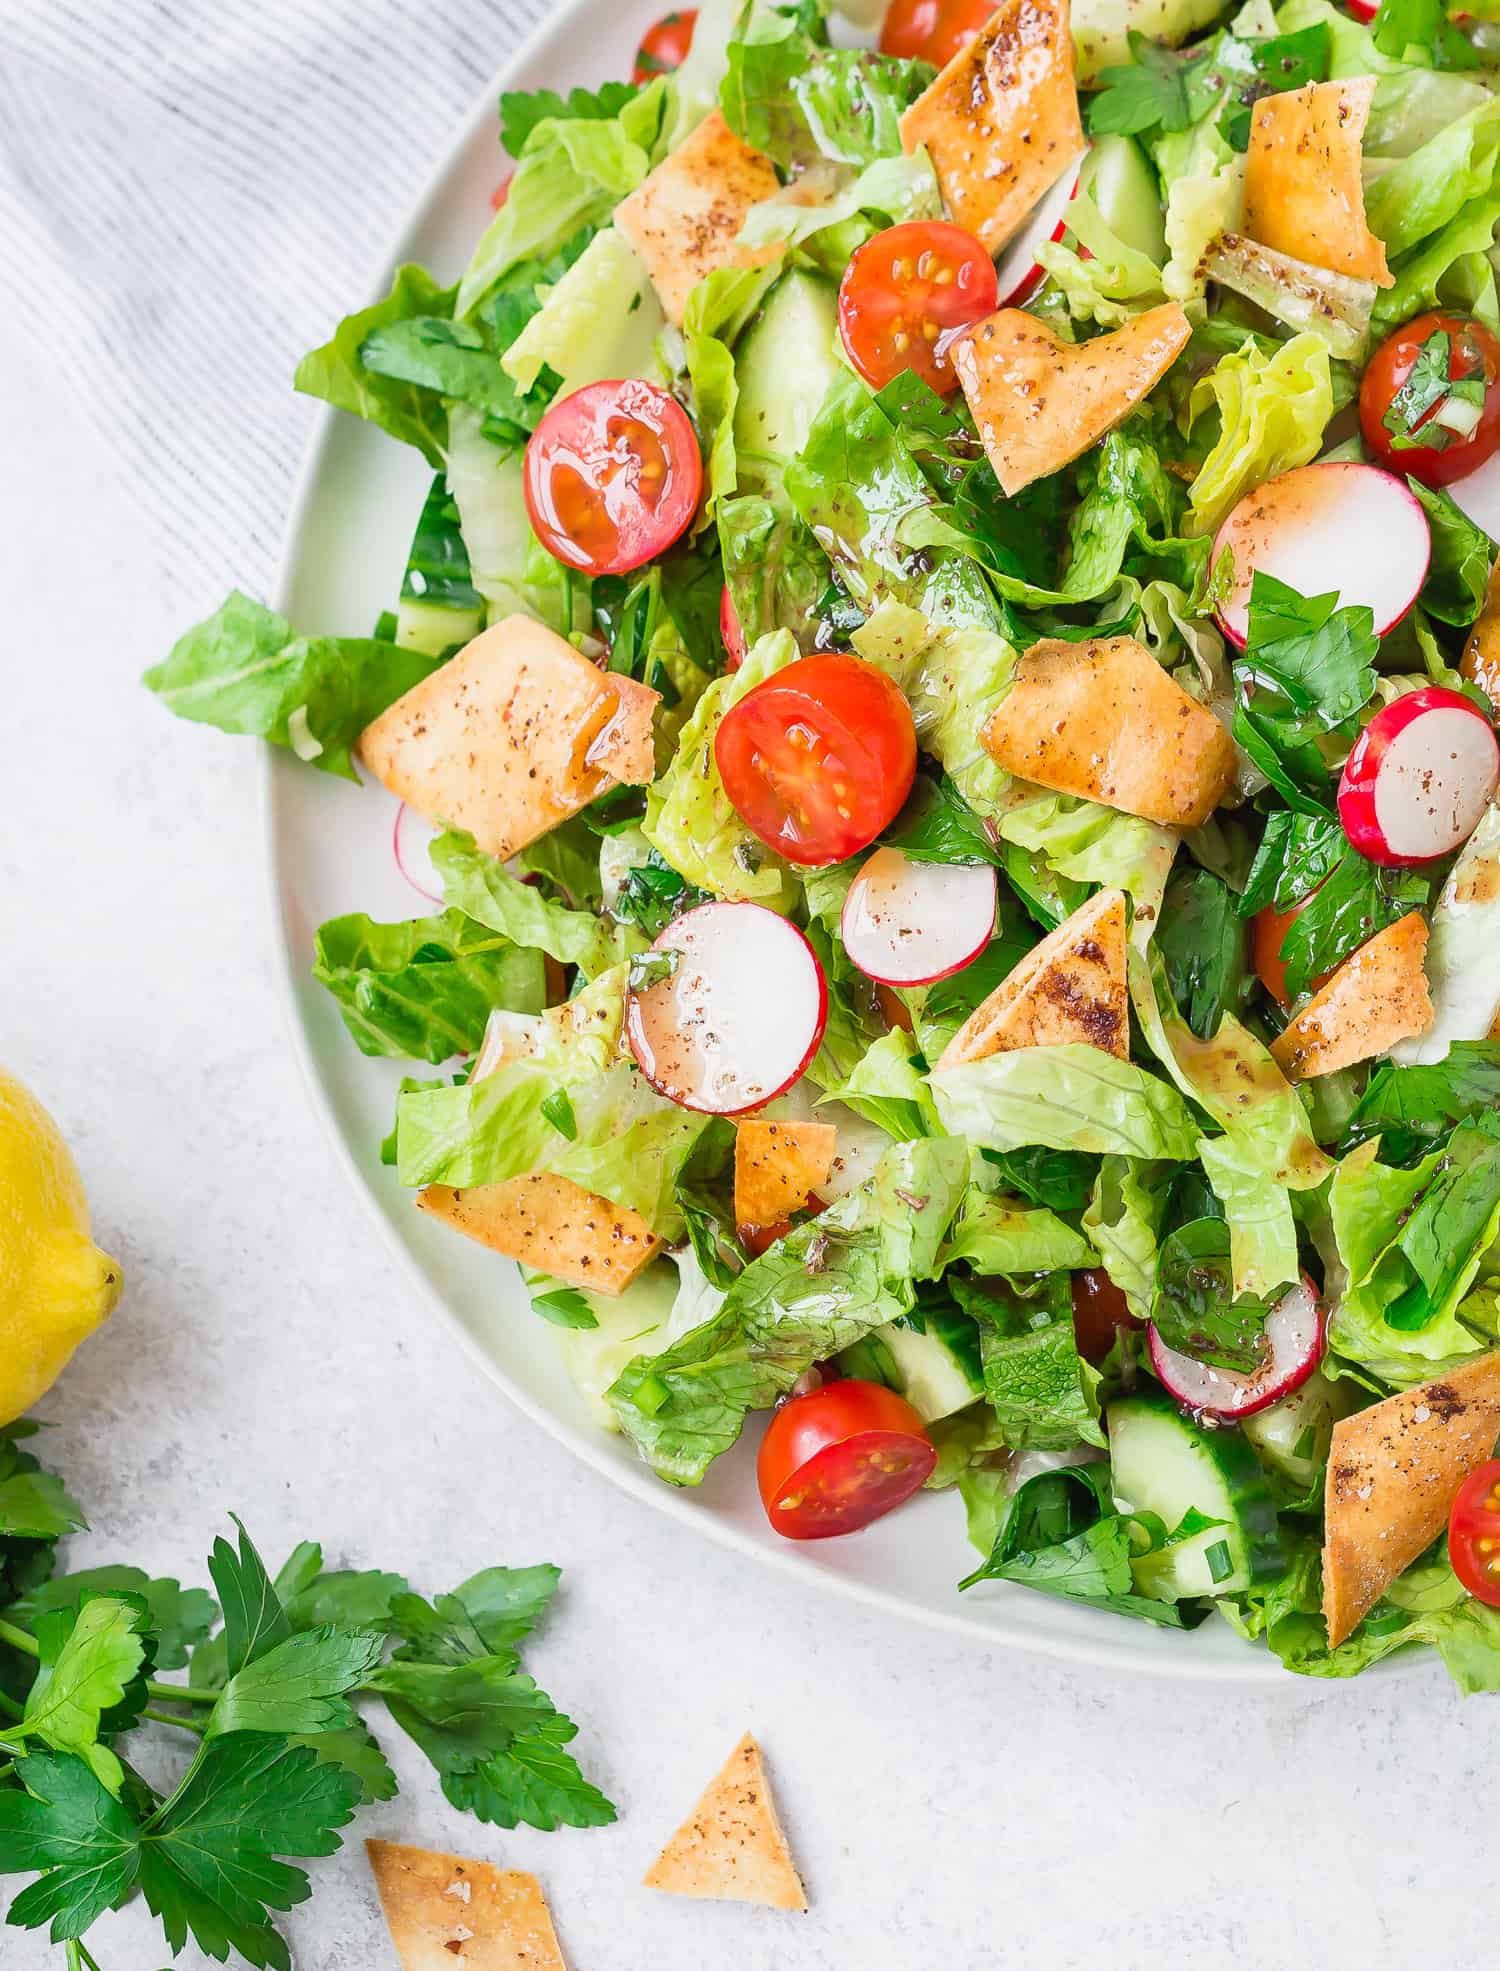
266;0;1295;1683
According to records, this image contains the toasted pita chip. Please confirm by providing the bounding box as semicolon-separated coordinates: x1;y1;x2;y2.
366;1840;567;1971
937;889;1128;1069
953;305;1191;497
981;634;1235;827
1242;79;1392;289
359;616;660;861
1270;913;1432;1081
900;0;1083;253
733;1120;838;1230
644;1733;807;1912
1324;1352;1500;1646
1463;556;1500;707
614;110;781;327
418;1173;661;1296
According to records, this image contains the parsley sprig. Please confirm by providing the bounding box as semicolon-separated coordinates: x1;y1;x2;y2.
0;1427;613;1969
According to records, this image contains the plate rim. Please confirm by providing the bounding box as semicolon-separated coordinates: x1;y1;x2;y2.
258;0;1349;1689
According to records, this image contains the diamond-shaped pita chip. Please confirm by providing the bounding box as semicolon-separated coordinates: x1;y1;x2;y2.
644;1733;807;1912
367;1840;567;1970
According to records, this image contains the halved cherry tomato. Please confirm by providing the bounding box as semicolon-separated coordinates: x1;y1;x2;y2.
1250;889;1332;1011
714;651;917;866
490;171;513;213
1071;1268;1142;1363
879;0;995;64
739;1194;823;1259
720;583;747;672
1359;310;1500;487
523;379;702;577
1449;1458;1500;1606
632;9;697;83
838;221;999;397
758;1379;935;1539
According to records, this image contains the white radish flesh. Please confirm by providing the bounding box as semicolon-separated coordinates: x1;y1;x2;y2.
1338;686;1500;866
1447;447;1500;543
1149;1279;1325;1423
625;902;828;1115
393;801;442;903
1212;461;1431;648
840;848;996;987
993;166;1080;308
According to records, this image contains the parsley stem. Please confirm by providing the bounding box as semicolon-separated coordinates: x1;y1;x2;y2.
0;1760;12;1783
143;1705;207;1736
145;1677;220;1707
0;1686;22;1718
0;1618;38;1658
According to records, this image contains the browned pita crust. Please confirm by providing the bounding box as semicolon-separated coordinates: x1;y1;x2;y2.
953;306;1191;498
1462;556;1500;707
980;634;1234;827
1242;79;1392;289
899;0;1083;254
1323;1352;1500;1646
936;889;1128;1070
644;1733;807;1912
1270;912;1432;1081
733;1120;837;1231
366;1840;567;1971
417;1173;660;1296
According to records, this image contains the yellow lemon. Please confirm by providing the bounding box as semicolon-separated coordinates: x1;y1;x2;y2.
0;1070;123;1428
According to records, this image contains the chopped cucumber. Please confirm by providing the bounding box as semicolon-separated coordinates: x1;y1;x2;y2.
396;475;485;657
733;271;843;486
1108;1390;1283;1598
1073;0;1232;79
556;1263;678;1431
1242;1368;1350;1496
1081;134;1166;266
874;1312;985;1423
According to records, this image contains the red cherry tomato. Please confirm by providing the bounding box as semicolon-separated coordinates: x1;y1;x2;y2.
490;171;513;212
632;9;697;83
1449;1458;1500;1606
1071;1269;1142;1364
757;1379;935;1539
714;651;917;866
739;1194;823;1259
1359;310;1500;487
879;0;995;64
720;583;746;672
1250;890;1332;1011
838;221;999;397
523;379;702;577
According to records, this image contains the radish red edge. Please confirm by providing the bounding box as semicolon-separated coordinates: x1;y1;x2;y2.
840;849;997;988
393;802;443;904
1148;1279;1326;1422
1338;686;1500;867
624;900;829;1117
993;167;1080;309
1210;462;1431;652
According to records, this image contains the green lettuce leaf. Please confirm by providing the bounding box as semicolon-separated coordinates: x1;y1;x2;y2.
1184;332;1332;537
312;910;547;1062
500;227;667;398
294;264;456;466
432;829;643;975
929;1044;1201;1161
960;1277;1106;1451
937;1192;1096;1274
1083;1155;1167;1319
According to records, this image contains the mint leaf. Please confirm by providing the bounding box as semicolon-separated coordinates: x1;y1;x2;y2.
1343;1040;1500;1161
0;1749;141;1940
1153;1218;1286;1374
207;1627;385;1740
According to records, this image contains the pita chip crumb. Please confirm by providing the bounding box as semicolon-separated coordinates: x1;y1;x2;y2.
644;1733;808;1912
367;1840;567;1970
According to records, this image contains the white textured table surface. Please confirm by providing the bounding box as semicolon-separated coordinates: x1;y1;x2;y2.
0;4;1489;1967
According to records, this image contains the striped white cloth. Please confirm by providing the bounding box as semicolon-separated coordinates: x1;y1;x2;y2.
0;0;549;599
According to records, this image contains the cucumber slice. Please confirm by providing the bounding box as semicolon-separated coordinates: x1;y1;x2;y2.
1080;135;1166;266
877;1313;985;1423
1242;1367;1351;1495
1108;1390;1283;1598
733;272;843;485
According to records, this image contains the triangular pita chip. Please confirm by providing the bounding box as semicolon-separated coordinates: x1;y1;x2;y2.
980;633;1235;826
1324;1351;1500;1646
1463;556;1500;707
359;616;659;861
734;1120;838;1231
417;1173;660;1297
366;1840;567;1971
936;889;1128;1070
953;304;1191;498
644;1733;807;1912
1270;912;1432;1081
900;0;1083;253
1242;78;1392;289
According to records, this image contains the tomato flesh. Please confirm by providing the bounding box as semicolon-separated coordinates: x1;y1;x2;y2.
1450;1458;1500;1606
879;0;995;64
524;379;702;577
1071;1268;1142;1363
758;1380;935;1539
632;9;697;82
838;221;999;397
1359;310;1500;487
720;583;747;672
1250;889;1334;1010
714;651;917;866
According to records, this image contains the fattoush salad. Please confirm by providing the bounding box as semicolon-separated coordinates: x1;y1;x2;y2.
149;0;1500;1683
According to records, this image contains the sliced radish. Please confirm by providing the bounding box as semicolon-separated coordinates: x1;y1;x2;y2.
393;801;442;903
720;583;746;672
840;848;996;987
1338;685;1500;866
1345;0;1377;18
994;164;1081;308
625;901;828;1115
1447;447;1500;543
1212;461;1431;649
1149;1279;1325;1423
